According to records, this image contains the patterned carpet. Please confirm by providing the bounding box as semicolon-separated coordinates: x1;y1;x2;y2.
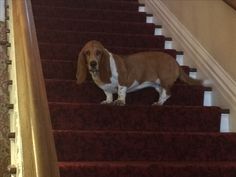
31;0;236;176
0;21;10;177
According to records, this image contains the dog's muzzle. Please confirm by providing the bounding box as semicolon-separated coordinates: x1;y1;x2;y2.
89;61;98;73
90;61;97;68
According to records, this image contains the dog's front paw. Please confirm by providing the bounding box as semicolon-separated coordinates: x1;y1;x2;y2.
152;101;163;106
152;95;171;106
113;99;126;106
101;100;113;105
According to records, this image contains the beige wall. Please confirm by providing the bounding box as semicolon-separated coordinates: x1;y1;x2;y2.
0;0;5;21
161;0;236;81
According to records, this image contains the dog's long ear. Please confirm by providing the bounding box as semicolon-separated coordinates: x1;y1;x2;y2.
99;49;112;83
76;50;87;84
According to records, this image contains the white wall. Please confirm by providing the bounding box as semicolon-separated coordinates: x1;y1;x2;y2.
160;0;236;82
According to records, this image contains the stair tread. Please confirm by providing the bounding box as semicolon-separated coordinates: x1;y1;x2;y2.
48;102;210;108
54;130;233;135
58;161;236;177
54;130;236;161
59;161;236;167
50;102;221;132
45;79;206;106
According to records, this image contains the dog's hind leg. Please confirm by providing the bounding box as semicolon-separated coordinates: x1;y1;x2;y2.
153;85;170;105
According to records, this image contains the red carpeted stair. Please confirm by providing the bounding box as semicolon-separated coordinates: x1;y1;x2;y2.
31;0;236;176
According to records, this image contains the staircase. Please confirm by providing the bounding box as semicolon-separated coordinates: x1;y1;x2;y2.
31;0;236;176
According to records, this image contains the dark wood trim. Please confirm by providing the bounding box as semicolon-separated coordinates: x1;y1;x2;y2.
223;0;236;11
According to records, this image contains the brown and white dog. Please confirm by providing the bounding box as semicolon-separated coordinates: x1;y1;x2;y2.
76;40;201;105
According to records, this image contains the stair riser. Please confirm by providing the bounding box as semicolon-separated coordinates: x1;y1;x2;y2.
111;0;138;1
54;132;236;161
36;30;166;49
31;0;140;11
34;18;156;35
39;43;178;60
42;61;190;80
32;6;147;23
50;104;221;132
45;81;204;106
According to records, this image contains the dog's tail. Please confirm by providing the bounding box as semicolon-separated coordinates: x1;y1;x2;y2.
179;67;202;85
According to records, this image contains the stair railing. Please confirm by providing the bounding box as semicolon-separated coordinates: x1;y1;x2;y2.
223;0;236;10
8;0;60;176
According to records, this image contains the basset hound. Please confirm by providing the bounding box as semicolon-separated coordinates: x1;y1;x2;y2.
76;40;202;105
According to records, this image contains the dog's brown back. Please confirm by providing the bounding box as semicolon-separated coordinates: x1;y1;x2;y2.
113;51;201;93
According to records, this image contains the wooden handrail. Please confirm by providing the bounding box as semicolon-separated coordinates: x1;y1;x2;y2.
11;0;60;177
223;0;236;10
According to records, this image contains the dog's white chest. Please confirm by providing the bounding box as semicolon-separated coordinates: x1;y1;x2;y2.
100;55;119;92
92;53;119;93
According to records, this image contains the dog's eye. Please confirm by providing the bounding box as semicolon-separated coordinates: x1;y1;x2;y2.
96;50;102;56
85;51;90;56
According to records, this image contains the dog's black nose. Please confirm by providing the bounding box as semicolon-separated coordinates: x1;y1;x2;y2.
90;61;97;68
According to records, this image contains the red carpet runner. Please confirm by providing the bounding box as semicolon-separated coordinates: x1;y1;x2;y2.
31;0;236;176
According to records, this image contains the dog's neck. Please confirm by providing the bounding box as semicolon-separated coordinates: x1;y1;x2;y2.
107;51;118;83
90;70;99;78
